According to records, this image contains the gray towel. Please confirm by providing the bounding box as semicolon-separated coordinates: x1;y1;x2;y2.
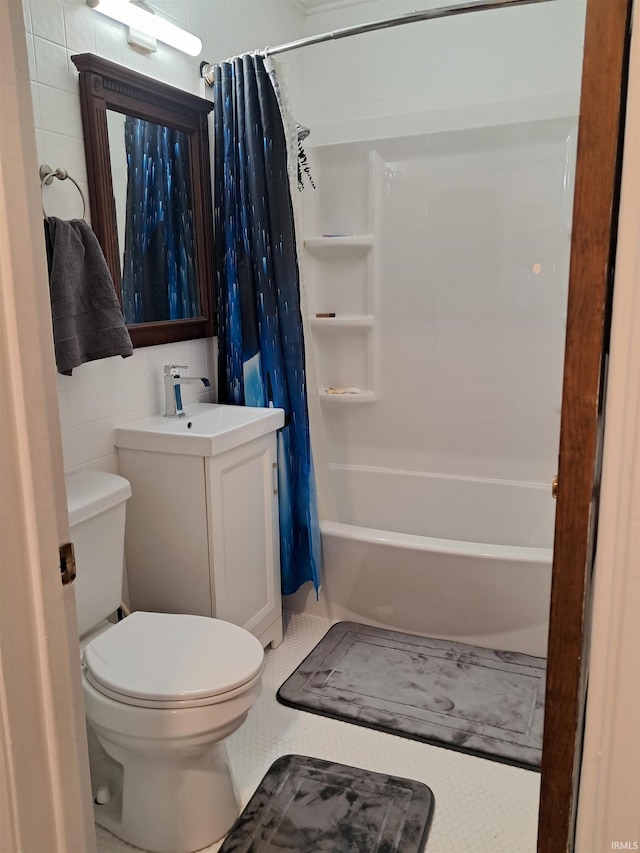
44;217;133;375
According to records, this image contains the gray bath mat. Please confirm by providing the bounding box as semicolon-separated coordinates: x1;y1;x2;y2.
219;754;434;852
277;622;546;769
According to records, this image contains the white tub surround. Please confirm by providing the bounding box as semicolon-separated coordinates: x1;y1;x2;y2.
292;108;576;658
304;115;576;484
287;466;553;657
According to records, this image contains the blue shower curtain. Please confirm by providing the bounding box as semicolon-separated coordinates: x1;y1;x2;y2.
122;117;199;324
213;55;321;596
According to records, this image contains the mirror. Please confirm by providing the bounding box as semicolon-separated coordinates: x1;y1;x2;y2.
71;53;215;347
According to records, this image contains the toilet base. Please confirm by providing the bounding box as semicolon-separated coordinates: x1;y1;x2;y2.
89;727;241;853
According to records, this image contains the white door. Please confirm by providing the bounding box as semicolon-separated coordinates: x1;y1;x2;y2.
0;3;95;851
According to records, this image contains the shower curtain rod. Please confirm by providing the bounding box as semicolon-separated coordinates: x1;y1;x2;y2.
201;0;555;83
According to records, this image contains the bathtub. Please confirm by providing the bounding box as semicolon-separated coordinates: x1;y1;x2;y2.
285;465;555;657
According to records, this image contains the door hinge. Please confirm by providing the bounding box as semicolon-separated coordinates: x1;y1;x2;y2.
59;542;76;586
552;475;559;500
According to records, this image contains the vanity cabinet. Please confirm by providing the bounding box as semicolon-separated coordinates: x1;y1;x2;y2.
117;432;283;649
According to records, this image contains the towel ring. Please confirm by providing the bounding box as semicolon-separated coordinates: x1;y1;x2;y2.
39;164;87;221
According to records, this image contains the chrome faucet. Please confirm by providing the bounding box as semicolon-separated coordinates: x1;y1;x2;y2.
163;365;211;417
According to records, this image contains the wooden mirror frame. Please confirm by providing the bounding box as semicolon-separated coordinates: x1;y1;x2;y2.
71;53;215;347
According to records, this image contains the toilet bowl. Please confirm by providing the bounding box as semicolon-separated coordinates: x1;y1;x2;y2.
83;611;263;853
66;471;265;853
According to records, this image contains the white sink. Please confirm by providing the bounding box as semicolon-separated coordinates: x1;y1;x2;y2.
114;403;284;457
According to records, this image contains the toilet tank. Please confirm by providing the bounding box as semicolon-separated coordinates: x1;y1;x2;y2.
66;471;132;637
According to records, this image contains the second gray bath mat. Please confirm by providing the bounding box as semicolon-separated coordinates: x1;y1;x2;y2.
277;622;546;769
219;754;434;852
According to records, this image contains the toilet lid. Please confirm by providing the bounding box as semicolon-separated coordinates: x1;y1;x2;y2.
83;611;264;706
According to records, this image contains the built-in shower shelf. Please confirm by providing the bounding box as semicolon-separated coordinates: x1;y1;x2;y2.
310;314;374;329
305;235;374;252
319;389;377;403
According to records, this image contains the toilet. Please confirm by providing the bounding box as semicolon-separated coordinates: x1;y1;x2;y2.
66;470;264;853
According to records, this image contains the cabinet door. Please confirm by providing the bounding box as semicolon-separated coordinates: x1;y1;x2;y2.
119;449;213;617
205;434;281;640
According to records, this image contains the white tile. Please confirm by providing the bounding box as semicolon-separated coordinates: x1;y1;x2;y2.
416;45;449;96
303;105;329;130
56;386;72;431
475;82;507;106
328;42;374;81
505;25;537;82
448;48;478;91
113;406;149;428
95;612;540;853
39;84;83;138
30;0;66;45
41;131;86;181
204;0;225;44
119;373;150;416
140;343;166;374
304;74;329;110
189;62;205;95
121;347;147;376
63;451;120;477
34;36;77;93
63;0;96;54
26;32;37;82
324;76;350;108
201;38;227;67
373;64;399;103
534;73;567;99
94;14;126;65
151;0;189;28
149;47;192;91
145;368;165;416
504;73;536;102
535;36;568;82
206;337;218;392
60;417;115;470
187;0;207;36
65;381;101;428
30;80;41;128
421;89;449;112
34;128;46;162
122;47;154;78
23;0;33;34
163;340;190;367
185;338;209;373
476;41;506;88
372;96;399;119
448;85;478;109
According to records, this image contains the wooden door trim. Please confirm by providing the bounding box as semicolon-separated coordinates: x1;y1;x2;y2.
537;1;633;850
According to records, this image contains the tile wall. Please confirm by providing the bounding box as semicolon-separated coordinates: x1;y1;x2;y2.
296;0;587;130
23;0;306;475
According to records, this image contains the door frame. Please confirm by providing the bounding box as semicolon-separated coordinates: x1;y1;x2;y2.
575;5;640;842
537;0;634;850
0;2;96;850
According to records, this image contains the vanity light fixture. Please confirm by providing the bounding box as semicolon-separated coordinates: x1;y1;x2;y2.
87;0;202;56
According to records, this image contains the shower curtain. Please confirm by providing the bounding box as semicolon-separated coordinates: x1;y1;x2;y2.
213;54;321;596
122;117;198;324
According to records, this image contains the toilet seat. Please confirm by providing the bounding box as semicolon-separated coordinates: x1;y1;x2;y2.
83;611;264;709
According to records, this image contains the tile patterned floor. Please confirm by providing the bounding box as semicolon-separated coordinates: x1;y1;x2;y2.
96;611;540;853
